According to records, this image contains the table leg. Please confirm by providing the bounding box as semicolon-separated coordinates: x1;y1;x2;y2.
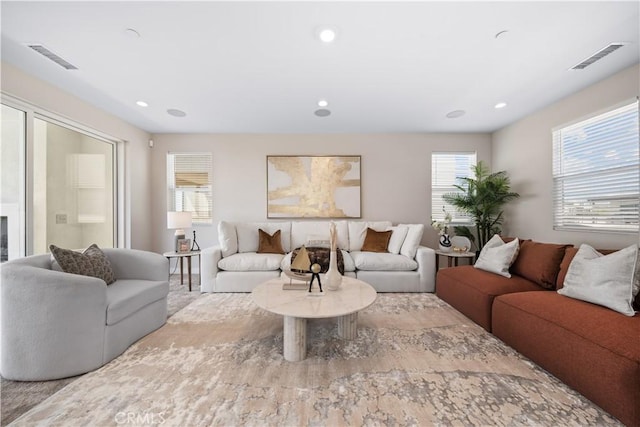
447;257;454;268
187;256;192;292
179;257;184;285
337;312;358;339
435;254;440;273
283;316;307;361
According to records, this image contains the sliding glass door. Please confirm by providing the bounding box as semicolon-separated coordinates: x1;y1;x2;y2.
0;104;26;261
33;118;115;253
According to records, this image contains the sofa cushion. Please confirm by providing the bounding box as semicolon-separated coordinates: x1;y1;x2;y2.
387;225;408;254
436;265;544;331
106;279;169;325
492;291;640;427
257;229;285;254
361;228;392;253
218;253;284;271
510;240;571;289
474;235;520;278
351;251;418;271
281;249;355;272
348;221;392;251
50;244;116;285
558;244;638;316
218;221;238;257
236;222;291;253
291;221;349;251
398;224;424;259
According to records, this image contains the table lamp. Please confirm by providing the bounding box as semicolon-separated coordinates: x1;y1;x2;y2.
167;211;192;252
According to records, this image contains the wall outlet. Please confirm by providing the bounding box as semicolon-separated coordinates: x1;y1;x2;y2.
55;213;67;224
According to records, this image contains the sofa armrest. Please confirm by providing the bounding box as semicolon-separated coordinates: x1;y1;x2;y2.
1;264;107;379
103;249;169;282
201;246;223;293
415;246;436;292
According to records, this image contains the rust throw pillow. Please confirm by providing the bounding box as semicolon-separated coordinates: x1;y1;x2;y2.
291;246;344;274
510;240;571;289
361;228;392;253
257;229;285;254
49;243;116;285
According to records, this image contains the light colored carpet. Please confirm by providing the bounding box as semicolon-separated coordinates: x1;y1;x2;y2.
9;293;620;426
0;274;202;426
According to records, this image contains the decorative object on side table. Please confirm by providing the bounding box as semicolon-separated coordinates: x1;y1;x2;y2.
191;230;200;251
167;211;193;252
431;208;452;253
451;236;472;253
325;221;343;290
177;238;191;253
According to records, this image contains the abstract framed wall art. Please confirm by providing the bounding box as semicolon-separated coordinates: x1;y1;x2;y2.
267;155;361;218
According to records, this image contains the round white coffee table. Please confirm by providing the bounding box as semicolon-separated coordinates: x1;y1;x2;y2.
251;276;377;361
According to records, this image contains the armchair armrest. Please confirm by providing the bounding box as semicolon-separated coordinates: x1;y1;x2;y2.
1;263;107;380
200;246;222;293
103;249;169;282
415;246;436;292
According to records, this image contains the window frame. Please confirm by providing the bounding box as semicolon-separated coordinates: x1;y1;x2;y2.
551;99;639;234
166;152;213;225
431;151;477;225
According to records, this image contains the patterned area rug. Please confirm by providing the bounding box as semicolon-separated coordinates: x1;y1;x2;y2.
9;293;619;426
0;275;202;426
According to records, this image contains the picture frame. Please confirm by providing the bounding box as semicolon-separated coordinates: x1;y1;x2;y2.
266;155;361;218
177;238;191;253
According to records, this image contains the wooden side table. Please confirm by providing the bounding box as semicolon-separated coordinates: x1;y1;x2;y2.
163;251;201;291
435;250;476;273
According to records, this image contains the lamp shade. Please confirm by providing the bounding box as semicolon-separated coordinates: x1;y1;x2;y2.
167;211;192;229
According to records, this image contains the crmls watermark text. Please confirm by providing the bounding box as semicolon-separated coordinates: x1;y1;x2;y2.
114;411;166;425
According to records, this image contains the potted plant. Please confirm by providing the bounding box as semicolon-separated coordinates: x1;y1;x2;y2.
431;209;452;252
442;161;519;253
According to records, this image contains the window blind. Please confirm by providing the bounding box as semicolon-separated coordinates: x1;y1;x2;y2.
552;101;639;233
167;152;213;224
431;152;477;223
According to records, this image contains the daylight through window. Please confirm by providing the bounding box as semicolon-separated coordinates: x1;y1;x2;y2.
167;152;213;224
552;101;639;233
431;152;477;224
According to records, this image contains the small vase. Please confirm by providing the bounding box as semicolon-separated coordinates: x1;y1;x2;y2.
438;234;452;252
325;250;343;291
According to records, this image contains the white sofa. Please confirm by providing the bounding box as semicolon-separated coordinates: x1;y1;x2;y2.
201;221;436;293
0;249;169;381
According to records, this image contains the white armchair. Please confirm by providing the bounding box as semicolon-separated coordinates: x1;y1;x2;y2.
0;248;169;381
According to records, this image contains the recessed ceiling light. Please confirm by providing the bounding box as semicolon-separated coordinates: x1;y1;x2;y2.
124;28;141;38
318;99;329;107
494;102;507;109
446;110;466;119
318;28;336;43
315;109;331;117
136;101;148;107
167;109;187;117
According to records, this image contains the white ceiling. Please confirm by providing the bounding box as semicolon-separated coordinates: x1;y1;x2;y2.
1;1;638;134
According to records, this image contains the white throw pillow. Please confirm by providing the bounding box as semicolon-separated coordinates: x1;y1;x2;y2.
398;224;425;259
218;221;238;257
558;244;639;316
387;226;409;255
474;235;520;278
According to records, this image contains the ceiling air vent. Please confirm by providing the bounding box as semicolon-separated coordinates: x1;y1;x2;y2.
27;44;78;70
570;43;625;70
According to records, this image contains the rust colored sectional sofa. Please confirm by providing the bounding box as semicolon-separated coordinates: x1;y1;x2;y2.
436;240;640;426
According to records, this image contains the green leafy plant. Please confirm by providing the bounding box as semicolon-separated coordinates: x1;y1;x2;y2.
443;161;520;252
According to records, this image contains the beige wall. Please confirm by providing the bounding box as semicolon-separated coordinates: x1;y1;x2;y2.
492;64;640;249
1;62;153;250
150;133;492;254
